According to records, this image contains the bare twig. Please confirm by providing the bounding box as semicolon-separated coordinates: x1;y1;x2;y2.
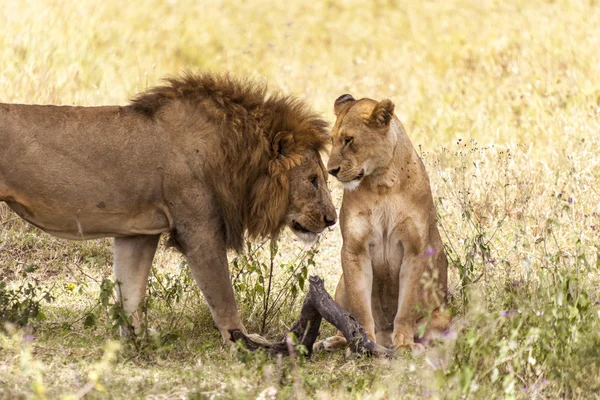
230;276;393;358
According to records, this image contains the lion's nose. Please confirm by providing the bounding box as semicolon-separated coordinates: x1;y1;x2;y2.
328;167;340;177
324;214;337;227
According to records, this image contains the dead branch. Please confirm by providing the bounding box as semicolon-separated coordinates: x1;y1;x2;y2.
229;275;393;358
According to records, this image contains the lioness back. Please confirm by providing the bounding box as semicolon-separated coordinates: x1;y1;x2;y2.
325;94;449;350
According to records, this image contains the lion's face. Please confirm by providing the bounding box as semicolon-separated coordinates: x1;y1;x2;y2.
327;95;397;191
285;150;337;243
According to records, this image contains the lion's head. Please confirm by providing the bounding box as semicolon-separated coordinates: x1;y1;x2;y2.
131;73;337;249
248;125;337;245
243;95;337;246
285;149;336;243
327;94;397;190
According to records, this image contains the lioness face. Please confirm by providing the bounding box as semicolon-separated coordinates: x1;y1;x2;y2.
327;94;397;190
286;150;337;243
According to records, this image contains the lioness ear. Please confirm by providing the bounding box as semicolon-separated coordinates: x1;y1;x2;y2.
272;131;295;157
334;94;355;116
368;99;395;128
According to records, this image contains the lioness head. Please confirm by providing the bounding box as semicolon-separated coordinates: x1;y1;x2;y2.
327;94;397;190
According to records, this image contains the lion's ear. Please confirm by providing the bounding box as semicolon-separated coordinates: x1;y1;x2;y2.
272;131;296;157
334;94;355;116
368;99;395;128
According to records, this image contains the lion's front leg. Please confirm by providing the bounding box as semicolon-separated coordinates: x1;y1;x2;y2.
180;230;245;344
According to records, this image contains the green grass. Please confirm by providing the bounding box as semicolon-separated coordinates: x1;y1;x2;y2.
2;0;600;398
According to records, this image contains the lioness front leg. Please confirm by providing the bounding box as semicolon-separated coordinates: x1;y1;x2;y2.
113;234;161;336
392;254;426;350
341;246;376;342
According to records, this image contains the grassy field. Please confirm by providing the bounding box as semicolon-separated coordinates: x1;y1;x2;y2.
1;0;600;398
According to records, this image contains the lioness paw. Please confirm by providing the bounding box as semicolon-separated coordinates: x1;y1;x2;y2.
391;339;425;354
391;331;422;352
313;335;348;352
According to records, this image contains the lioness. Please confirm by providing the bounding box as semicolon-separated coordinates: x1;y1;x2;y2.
323;94;449;350
0;73;337;342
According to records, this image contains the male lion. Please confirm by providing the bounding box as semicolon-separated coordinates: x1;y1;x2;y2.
322;94;449;351
0;73;337;342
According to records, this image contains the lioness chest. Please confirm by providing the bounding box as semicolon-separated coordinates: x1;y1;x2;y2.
342;190;428;286
341;190;429;330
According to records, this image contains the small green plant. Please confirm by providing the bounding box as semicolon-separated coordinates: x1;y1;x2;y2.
231;238;317;335
82;278;129;333
0;272;54;328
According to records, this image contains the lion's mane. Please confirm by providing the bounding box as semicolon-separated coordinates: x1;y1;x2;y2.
130;73;329;251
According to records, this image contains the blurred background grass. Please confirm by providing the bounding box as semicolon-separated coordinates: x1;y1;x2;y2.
1;0;600;398
2;0;599;151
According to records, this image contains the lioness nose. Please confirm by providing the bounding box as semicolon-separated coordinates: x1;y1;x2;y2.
324;214;336;227
328;167;340;177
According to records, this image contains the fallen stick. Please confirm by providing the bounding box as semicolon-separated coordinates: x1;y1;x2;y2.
229;275;394;357
230;288;322;356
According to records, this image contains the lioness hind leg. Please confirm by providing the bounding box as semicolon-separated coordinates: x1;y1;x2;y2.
113;234;160;337
418;308;452;344
428;308;451;332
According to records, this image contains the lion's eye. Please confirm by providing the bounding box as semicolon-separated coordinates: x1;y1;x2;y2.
309;175;318;189
344;137;354;146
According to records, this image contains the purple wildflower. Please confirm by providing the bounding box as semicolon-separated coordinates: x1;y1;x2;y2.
500;310;517;318
441;328;458;340
23;334;35;342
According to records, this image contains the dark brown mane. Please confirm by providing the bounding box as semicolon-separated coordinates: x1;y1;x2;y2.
130;72;329;251
129;72;267;118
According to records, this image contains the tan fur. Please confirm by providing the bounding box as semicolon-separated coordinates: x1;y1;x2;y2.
325;95;449;351
0;72;337;342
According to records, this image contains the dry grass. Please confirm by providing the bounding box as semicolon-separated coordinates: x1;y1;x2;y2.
1;0;600;398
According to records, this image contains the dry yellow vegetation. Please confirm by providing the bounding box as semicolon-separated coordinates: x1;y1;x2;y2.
1;0;600;398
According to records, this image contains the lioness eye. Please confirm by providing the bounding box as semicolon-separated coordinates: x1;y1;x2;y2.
344;137;353;146
310;175;318;189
